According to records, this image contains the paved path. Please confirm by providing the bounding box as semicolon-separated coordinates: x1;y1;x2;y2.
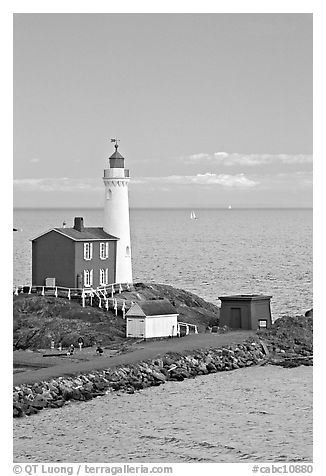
13;331;255;386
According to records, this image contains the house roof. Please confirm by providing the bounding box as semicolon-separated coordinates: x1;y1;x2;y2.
126;299;178;317
31;227;119;242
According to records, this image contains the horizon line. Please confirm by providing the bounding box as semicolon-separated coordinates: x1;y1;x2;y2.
13;206;313;210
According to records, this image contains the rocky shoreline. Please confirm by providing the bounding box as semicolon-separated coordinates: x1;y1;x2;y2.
13;300;313;419
13;336;313;419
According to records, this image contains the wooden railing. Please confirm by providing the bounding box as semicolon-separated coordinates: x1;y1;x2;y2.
13;284;199;335
13;282;133;317
177;322;198;335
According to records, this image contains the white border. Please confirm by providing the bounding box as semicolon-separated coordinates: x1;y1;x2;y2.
5;2;321;473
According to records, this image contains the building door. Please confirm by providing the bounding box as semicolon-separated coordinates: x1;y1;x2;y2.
76;274;82;289
127;319;145;338
230;307;241;328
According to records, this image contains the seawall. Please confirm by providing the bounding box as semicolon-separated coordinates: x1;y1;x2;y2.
14;339;269;418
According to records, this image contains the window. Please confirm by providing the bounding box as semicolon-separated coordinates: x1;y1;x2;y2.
83;269;93;287
100;242;109;260
84;242;93;260
99;268;109;286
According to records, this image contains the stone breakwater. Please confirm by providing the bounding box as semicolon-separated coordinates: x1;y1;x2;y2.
13;340;272;418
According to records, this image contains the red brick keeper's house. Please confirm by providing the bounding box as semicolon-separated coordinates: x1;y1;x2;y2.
31;217;118;289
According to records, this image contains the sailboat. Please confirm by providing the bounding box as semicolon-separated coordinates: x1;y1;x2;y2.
190;210;198;220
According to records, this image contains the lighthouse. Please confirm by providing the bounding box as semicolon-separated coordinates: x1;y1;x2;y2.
103;139;133;284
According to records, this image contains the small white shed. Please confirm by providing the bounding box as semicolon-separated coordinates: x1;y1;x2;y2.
126;299;179;339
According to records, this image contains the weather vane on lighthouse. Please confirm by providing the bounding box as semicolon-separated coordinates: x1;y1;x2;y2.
110;138;120;150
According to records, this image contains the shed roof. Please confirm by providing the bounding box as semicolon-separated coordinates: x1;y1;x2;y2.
31;227;119;242
219;294;272;301
126;299;178;317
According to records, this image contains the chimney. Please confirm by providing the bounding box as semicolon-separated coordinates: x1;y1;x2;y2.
74;217;84;232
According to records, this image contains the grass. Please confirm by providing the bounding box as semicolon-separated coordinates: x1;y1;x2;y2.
13;283;221;351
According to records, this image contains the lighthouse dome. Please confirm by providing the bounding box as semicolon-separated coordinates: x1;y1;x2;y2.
109;147;125;168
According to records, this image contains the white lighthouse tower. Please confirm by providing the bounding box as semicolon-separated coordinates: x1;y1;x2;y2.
103;139;133;284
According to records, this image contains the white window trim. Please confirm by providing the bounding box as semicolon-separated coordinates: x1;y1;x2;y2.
84;242;93;261
83;269;93;287
99;268;109;286
100;242;109;260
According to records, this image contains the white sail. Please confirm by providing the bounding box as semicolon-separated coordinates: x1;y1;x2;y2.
190;211;198;219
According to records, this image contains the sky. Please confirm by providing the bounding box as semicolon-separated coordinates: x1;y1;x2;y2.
13;13;312;208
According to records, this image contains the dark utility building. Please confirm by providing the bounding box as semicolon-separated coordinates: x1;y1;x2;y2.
218;294;272;330
31;217;118;289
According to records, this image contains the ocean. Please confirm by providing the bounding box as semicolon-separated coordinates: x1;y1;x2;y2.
13;366;312;462
13;208;313;463
13;208;313;319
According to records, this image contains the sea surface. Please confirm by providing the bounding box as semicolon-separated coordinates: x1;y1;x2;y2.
13;208;313;319
13;208;313;463
13;366;312;463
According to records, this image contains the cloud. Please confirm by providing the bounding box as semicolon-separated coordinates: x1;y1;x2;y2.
132;173;259;188
13;177;103;192
187;152;211;161
132;170;313;191
181;152;313;166
15;170;311;196
213;152;229;158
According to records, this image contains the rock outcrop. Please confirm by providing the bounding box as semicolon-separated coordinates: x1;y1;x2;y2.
13;283;220;350
258;315;313;368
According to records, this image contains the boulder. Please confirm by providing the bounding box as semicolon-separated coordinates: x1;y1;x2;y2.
25;405;38;415
93;380;107;391
151;370;167;382
81;390;93;400
70;389;83;400
50;399;65;408
13;402;24;417
169;368;185;381
197;363;209;374
131;381;144;390
61;388;74;400
47;383;59;394
159;367;169;377
41;390;54;401
206;362;217;372
110;382;122;391
31;395;48;409
32;385;44;395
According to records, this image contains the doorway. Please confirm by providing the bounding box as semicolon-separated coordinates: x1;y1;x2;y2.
230;307;242;328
